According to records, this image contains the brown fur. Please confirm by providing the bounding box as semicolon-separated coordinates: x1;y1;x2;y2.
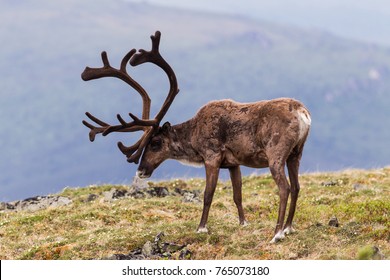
138;97;311;242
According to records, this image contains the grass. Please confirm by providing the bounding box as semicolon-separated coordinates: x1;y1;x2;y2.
0;168;389;260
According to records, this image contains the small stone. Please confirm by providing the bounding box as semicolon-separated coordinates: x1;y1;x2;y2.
103;190;115;201
129;190;145;199
146;187;169;197
142;241;154;258
103;254;123;260
50;196;72;208
321;181;338;187
86;194;98;202
174;188;201;203
103;189;128;201
372;246;385;260
179;248;192;260
112;189;128;199
353;183;367;191
328;217;339;227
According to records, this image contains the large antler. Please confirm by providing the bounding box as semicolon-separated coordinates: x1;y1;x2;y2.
82;31;179;164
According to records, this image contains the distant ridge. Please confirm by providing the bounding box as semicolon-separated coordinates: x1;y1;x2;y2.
1;0;389;200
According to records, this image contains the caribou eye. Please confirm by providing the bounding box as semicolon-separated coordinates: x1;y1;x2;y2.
150;139;162;151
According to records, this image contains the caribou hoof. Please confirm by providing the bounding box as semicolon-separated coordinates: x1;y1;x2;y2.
197;227;208;233
283;226;296;235
270;230;285;244
240;220;249;227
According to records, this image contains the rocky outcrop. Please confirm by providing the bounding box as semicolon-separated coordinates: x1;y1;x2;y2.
0;195;72;212
1;185;201;213
101;186;201;203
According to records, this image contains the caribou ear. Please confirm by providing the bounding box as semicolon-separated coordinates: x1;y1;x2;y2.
161;122;171;134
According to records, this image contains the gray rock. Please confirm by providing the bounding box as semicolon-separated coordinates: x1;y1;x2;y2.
2;195;72;212
372;246;385;260
146;187;169;197
103;189;129;201
328;216;339;227
0;202;15;211
86;194;98;202
49;196;72;208
174;187;201;203
129;189;145;199
111;189;129;199
321;181;338;187
353;183;368;191
141;241;154;258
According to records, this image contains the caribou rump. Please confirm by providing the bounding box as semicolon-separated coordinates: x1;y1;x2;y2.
82;31;311;243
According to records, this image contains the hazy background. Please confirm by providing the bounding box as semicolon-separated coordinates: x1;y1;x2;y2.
1;0;389;201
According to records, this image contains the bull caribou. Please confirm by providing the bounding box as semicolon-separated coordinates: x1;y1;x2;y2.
82;31;311;243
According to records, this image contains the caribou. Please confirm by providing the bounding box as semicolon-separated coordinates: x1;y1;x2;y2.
82;31;311;243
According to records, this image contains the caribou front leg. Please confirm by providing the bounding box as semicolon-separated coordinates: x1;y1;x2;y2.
229;166;247;226
197;162;220;233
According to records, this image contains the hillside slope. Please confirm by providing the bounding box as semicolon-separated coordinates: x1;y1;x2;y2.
0;168;389;260
1;0;390;201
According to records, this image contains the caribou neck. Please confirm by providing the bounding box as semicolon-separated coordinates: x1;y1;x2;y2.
169;120;204;166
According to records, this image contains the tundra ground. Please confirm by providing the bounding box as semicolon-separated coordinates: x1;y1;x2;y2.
0;168;389;260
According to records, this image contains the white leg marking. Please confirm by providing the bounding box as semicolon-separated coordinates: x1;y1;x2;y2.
270;230;285;244
283;226;296;235
241;220;249;227
197;227;208;233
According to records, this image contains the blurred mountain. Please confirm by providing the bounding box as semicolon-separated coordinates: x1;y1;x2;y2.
1;0;389;200
130;0;390;47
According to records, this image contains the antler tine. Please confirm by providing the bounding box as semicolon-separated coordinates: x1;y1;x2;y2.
117;127;155;164
83;112;146;140
130;31;180;125
82;49;151;121
113;112;159;163
82;112;109;141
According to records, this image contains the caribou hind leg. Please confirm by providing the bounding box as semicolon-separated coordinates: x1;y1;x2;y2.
283;152;301;235
268;158;291;243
